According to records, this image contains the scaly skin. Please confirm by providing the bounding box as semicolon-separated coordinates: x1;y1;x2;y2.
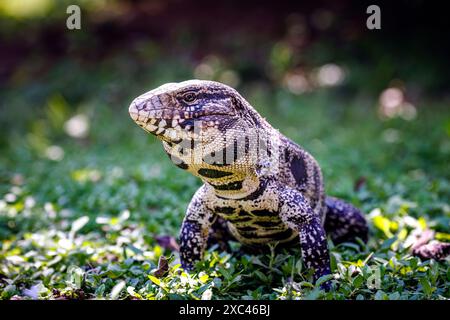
129;80;369;287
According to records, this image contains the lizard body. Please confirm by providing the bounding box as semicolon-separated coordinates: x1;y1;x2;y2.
129;80;368;286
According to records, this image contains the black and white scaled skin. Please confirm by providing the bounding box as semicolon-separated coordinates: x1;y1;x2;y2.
129;80;369;289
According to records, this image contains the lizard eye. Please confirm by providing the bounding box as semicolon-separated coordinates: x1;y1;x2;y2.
182;92;197;103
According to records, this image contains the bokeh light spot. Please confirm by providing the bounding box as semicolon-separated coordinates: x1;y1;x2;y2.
64;114;90;138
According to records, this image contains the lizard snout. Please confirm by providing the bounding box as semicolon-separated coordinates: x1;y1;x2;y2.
129;96;177;138
128;101;140;121
128;97;156;133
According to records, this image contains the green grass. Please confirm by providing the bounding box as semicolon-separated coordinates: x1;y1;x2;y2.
0;84;449;300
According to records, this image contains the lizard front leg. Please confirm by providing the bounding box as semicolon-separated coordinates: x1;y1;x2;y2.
278;186;331;288
179;185;215;270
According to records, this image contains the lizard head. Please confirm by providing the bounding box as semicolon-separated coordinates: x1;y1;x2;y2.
128;80;257;144
129;80;277;193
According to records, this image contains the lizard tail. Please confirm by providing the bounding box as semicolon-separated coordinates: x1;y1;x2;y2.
324;196;369;244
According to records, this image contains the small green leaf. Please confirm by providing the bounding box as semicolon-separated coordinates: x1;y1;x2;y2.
380;236;397;251
316;274;334;287
199;274;209;284
373;215;393;237
353;275;364;288
420;277;433;296
148;275;162;286
389;292;401;300
374;290;388;300
254;270;267;282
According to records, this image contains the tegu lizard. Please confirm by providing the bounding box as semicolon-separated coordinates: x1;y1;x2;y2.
129;80;369;287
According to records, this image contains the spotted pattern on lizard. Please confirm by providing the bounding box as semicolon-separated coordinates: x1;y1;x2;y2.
129;80;369;287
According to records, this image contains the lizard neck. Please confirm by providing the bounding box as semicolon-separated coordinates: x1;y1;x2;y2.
203;170;261;200
160;99;281;200
162;131;272;200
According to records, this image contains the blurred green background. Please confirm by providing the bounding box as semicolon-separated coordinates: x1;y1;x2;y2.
0;0;449;300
